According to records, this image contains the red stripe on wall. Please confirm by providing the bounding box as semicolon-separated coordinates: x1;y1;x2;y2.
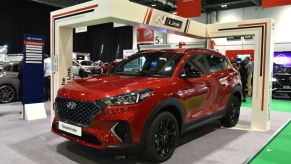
51;4;98;106
146;8;153;25
143;8;150;24
239;22;268;112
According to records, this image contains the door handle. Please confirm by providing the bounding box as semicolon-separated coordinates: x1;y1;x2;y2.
219;74;227;79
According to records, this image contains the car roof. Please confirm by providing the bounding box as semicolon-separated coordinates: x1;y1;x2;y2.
137;48;226;59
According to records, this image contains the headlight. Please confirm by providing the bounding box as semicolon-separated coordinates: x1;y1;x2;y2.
272;78;277;82
101;88;153;106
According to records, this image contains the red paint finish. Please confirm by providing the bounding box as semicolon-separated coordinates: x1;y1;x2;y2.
225;50;254;62
177;0;201;17
52;49;241;151
262;0;291;8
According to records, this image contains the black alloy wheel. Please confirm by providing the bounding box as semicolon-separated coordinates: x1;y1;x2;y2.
0;85;15;103
143;112;179;163
221;95;241;127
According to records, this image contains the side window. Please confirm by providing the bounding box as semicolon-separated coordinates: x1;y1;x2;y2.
222;60;229;69
181;54;208;76
73;61;79;66
206;54;224;73
3;65;11;71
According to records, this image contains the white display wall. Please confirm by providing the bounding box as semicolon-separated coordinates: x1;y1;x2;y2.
208;5;291;52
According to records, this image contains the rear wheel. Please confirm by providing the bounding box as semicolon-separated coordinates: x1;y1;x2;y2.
0;85;15;103
220;95;241;127
79;69;88;78
288;93;291;98
143;112;179;163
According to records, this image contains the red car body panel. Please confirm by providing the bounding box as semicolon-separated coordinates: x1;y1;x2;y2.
52;49;241;151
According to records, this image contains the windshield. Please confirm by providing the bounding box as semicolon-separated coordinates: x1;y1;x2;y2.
80;61;94;66
273;63;291;74
110;52;183;77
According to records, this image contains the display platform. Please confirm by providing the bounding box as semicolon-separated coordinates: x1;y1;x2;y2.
248;120;291;164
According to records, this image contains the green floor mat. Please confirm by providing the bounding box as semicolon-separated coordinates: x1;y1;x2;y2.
241;98;291;113
248;121;291;164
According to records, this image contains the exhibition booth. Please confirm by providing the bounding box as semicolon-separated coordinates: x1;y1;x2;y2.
1;0;291;163
51;0;273;132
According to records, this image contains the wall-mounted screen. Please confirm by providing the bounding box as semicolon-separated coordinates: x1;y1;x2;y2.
274;52;291;67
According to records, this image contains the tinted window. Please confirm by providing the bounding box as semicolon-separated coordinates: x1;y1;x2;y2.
222;60;229;69
12;64;19;72
182;54;208;75
206;54;225;73
3;65;11;71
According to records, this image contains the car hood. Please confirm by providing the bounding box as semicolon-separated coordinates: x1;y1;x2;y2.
58;75;170;101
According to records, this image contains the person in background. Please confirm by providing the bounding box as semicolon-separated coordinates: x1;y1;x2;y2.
231;59;239;70
44;54;51;101
245;57;253;97
239;60;247;102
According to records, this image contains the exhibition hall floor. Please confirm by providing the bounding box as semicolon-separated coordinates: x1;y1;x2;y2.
0;102;290;164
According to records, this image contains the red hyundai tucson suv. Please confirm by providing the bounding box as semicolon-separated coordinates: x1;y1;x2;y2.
52;48;242;163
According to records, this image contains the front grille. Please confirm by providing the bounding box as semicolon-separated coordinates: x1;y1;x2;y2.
55;97;106;127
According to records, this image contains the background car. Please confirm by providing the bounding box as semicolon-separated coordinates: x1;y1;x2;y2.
272;63;291;98
72;60;102;78
0;62;20;103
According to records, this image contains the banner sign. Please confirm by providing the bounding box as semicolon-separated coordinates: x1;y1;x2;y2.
177;0;201;18
262;0;291;8
137;27;154;44
150;10;191;34
23;34;44;104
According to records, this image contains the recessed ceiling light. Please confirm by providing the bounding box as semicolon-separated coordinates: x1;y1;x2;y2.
221;4;228;8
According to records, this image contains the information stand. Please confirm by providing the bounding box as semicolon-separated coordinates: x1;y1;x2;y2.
22;34;47;121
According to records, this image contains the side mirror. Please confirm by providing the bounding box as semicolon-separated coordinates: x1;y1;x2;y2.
181;68;202;78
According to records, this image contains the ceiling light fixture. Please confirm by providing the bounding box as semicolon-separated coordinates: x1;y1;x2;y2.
151;4;157;7
221;4;228;8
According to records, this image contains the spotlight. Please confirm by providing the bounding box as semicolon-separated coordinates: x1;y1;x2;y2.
221;4;228;8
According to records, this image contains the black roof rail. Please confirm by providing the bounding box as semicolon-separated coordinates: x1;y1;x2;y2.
184;48;209;53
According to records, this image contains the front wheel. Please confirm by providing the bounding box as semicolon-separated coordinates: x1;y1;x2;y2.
143;112;179;163
220;95;241;127
0;85;15;103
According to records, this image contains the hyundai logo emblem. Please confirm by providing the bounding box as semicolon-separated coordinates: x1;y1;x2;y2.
66;101;77;109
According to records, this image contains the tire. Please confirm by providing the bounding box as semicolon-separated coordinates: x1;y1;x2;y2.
288;93;291;98
0;85;15;103
220;95;241;127
143;112;179;163
79;69;88;78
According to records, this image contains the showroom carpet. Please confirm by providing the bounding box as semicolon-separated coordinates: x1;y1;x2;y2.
249;120;291;164
0;102;291;164
241;98;291;113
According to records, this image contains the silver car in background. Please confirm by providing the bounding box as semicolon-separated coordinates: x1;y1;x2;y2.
0;62;20;103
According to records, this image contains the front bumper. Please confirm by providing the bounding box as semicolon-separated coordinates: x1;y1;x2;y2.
272;82;291;94
51;102;150;153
